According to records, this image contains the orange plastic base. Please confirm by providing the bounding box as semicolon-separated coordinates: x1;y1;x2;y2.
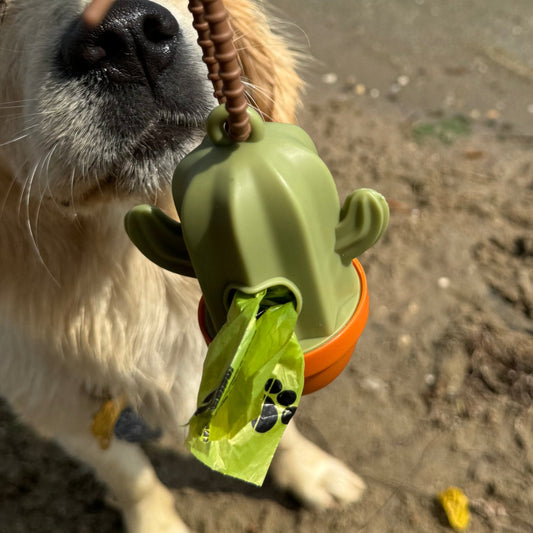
197;259;369;395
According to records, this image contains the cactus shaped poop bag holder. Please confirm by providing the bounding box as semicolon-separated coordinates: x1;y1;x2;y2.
123;0;389;484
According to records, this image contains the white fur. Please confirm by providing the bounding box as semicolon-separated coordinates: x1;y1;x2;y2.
0;1;365;531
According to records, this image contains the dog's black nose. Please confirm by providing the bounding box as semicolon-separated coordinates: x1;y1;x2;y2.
59;0;180;84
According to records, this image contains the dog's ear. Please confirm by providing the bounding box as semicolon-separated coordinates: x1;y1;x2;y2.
226;0;302;124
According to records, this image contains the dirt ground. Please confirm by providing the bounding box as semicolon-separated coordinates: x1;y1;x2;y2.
1;1;533;532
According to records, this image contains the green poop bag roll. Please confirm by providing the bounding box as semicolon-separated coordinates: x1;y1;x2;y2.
186;287;304;486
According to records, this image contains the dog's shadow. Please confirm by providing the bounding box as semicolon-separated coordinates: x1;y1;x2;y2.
145;443;301;510
0;398;300;533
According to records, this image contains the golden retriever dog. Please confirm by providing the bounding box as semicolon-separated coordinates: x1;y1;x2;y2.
0;1;365;531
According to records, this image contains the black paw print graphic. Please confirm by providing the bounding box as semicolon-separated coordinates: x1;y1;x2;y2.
251;378;297;433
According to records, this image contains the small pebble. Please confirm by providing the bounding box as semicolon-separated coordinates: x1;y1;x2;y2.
370;88;380;98
390;83;401;94
355;83;366;95
425;374;436;386
527;104;533;114
399;333;412;347
322;72;338;85
438;277;451;289
398;75;410;86
362;376;387;393
408;302;420;315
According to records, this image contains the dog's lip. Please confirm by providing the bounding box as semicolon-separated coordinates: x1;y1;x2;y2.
130;119;204;157
118;109;210;158
138;106;211;133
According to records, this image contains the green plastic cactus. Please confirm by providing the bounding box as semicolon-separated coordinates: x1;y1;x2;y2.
125;105;389;351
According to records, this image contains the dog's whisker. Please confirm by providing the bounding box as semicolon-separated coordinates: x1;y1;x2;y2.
0;98;39;105
233;17;311;58
0;111;56;121
0;133;31;148
22;153;46;218
0;120;39;136
0;158;30;220
0;126;38;148
0;113;28;122
92;168;105;197
69;166;78;215
0;104;38;111
242;79;276;108
23;154;61;286
18;160;38;226
44;178;66;214
242;90;265;121
242;84;275;123
232;30;296;50
17;160;39;219
35;143;75;250
0;179;17;220
43;143;58;180
33;150;55;247
33;143;59;235
270;18;312;49
233;40;292;53
0;106;29;115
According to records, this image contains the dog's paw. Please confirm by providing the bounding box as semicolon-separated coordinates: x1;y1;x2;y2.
271;431;366;509
121;483;193;533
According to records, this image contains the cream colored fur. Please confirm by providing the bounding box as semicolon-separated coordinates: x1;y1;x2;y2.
0;1;365;531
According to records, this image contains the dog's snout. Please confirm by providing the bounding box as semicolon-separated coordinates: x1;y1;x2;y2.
59;0;180;84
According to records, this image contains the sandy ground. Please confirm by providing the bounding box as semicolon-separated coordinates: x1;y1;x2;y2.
1;1;533;532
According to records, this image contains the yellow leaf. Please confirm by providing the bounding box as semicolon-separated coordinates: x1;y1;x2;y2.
438;486;471;531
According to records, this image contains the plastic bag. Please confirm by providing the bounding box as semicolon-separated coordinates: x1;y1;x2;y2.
186;288;304;485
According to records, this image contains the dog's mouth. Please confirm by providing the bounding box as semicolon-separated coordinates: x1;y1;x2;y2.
37;112;209;211
126;113;207;160
54;116;208;207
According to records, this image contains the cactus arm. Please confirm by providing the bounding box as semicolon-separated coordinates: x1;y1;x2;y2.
124;204;196;277
335;188;389;264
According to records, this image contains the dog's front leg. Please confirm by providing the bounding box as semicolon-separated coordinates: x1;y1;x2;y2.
60;433;191;533
24;389;192;533
270;421;367;509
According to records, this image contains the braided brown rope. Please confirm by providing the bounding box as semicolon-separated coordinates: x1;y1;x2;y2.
83;0;251;142
188;0;225;105
190;0;251;142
